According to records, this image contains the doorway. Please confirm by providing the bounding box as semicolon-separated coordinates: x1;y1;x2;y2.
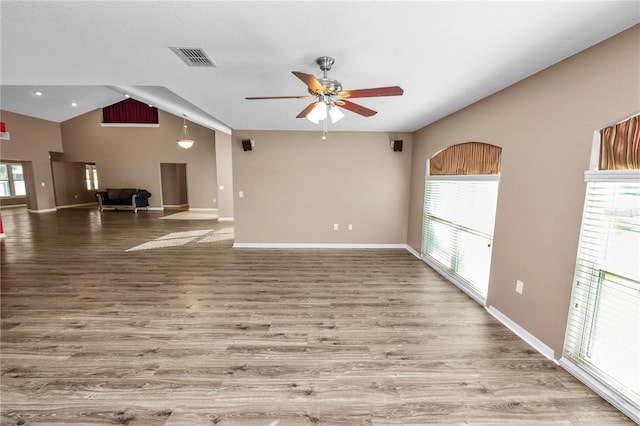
160;163;188;210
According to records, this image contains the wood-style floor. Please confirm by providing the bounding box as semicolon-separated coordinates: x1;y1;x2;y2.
0;208;633;425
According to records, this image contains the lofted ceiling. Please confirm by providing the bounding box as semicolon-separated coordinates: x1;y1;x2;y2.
1;1;638;135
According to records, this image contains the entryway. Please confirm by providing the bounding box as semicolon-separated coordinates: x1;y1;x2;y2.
160;163;188;210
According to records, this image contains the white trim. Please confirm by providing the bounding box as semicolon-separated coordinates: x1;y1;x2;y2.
27;208;57;214
56;202;98;209
162;204;189;209
486;305;556;362
189;208;219;213
147;207;163;211
405;244;420;258
589;130;601;171
421;254;487;306
584;170;640;182
0;204;27;209
100;123;160;128
559;358;639;424
218;217;234;222
233;243;408;249
426;174;501;182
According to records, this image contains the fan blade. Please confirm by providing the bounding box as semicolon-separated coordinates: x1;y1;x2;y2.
296;102;318;118
246;95;310;100
337;86;404;99
292;71;326;95
336;99;377;117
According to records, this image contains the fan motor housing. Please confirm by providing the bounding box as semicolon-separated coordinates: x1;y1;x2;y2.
308;77;342;96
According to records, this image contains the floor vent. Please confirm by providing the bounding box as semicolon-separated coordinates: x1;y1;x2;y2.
169;47;216;67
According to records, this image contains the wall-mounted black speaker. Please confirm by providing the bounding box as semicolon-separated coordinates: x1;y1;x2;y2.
392;140;403;152
242;139;253;152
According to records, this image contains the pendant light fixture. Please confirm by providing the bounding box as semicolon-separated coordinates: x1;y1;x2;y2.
177;115;194;149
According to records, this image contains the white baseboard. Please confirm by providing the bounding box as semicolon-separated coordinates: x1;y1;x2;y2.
189;208;219;212
218;217;234;222
486;305;556;362
421;255;486;306
56;202;98;209
405;244;420;258
28;208;57;214
559;358;639;423
162;204;189;209
233;243;408;249
147;207;163;211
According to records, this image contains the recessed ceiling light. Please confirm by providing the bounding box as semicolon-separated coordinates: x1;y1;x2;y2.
34;91;43;96
71;102;77;107
148;104;153;108
124;94;130;98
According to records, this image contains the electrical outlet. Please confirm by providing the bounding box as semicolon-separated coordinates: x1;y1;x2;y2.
333;224;339;231
516;280;524;294
348;224;353;231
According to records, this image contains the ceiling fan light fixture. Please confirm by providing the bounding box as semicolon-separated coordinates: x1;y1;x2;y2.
177;116;195;149
329;105;344;123
306;102;327;124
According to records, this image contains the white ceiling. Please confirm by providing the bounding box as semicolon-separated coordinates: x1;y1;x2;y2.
1;1;638;135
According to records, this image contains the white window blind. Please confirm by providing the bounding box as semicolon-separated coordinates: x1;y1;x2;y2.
422;176;499;300
564;176;640;415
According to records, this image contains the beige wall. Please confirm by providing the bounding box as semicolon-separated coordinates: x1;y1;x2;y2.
407;25;640;357
0;110;63;211
232;130;413;244
60;109;218;209
51;161;97;206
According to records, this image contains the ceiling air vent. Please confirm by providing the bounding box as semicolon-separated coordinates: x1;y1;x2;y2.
169;46;216;67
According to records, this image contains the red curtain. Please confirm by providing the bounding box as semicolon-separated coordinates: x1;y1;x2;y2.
103;98;158;124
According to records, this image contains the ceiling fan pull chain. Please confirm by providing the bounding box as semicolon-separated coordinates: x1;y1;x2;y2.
322;117;328;140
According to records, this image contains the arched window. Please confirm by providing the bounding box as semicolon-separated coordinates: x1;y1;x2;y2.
422;142;502;303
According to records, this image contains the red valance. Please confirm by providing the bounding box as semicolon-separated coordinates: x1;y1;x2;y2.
103;98;158;124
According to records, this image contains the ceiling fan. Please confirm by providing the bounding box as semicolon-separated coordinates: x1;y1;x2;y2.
246;56;404;125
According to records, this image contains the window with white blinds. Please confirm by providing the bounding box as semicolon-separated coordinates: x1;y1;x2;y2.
421;175;499;302
563;173;640;416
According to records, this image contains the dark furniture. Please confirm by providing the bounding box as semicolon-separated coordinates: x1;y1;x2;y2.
96;188;151;213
